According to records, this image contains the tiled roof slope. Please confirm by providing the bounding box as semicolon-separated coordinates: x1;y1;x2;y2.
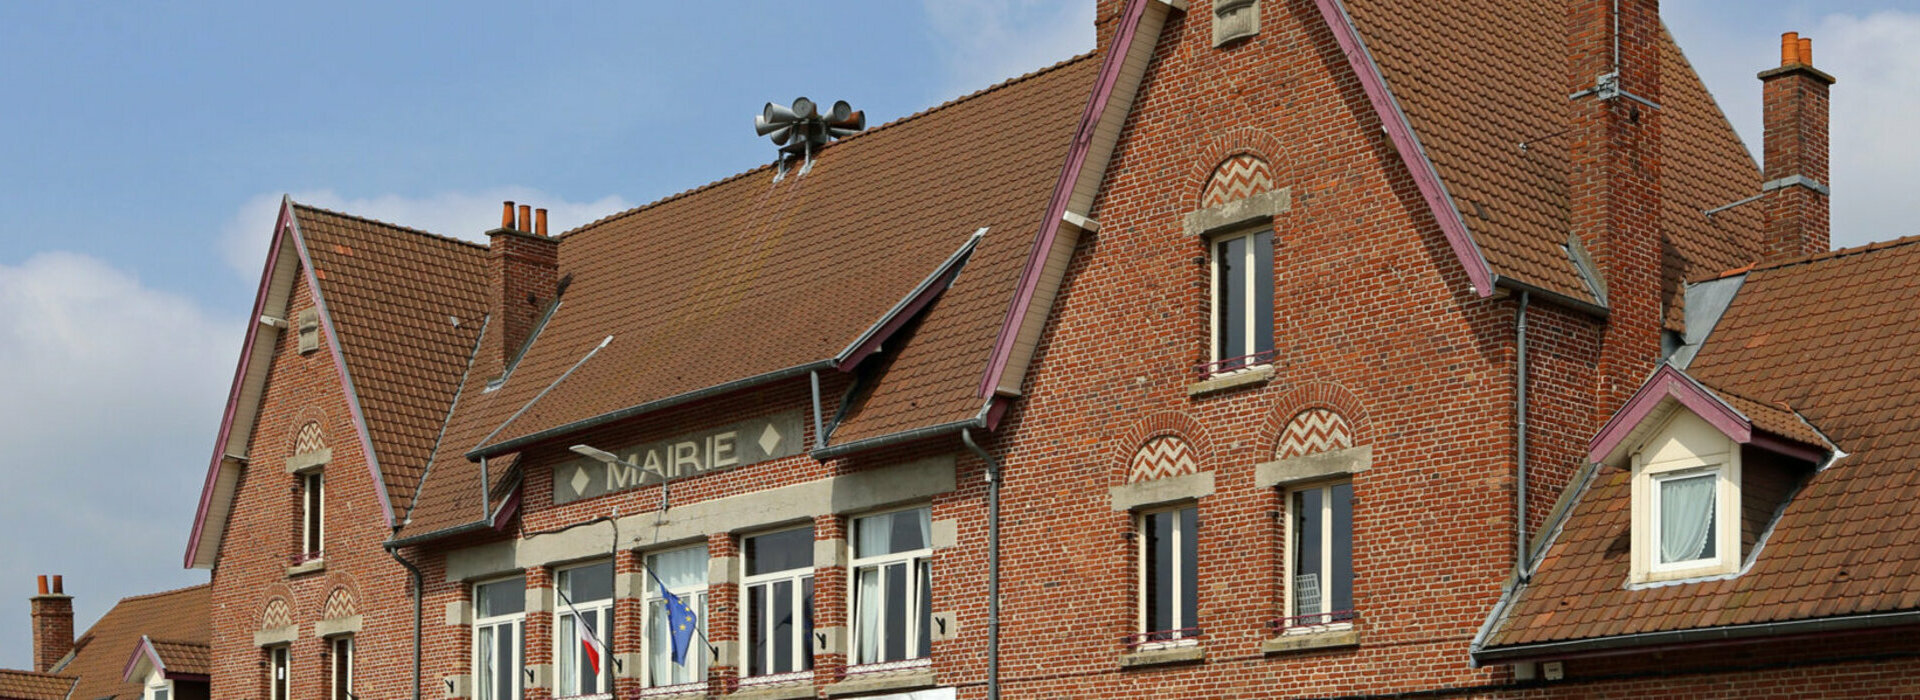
60;584;209;700
0;670;75;700
1343;0;1767;314
145;639;210;677
1484;237;1920;649
294;206;490;520
396;55;1100;539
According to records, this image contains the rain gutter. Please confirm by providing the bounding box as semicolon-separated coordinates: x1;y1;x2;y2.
1473;610;1920;665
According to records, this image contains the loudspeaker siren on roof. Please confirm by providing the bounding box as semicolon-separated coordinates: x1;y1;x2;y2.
754;96;866;181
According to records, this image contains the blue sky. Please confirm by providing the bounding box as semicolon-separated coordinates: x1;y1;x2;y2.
2;0;1916;669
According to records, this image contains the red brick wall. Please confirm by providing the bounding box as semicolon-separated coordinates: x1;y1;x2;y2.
29;593;72;673
208;265;416;699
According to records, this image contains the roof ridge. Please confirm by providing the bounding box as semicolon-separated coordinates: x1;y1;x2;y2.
290;201;489;252
143;637;208;646
1706;233;1920;280
112;582;211;604
559;51;1100;238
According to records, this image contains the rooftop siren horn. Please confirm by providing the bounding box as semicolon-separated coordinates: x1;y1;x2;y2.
754;97;865;181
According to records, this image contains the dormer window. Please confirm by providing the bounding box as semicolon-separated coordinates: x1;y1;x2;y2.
1628;411;1742;583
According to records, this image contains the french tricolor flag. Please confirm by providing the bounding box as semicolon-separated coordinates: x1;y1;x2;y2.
557;587;608;676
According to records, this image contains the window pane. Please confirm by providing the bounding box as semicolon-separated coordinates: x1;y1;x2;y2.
558;615;577;691
1216;236;1248;364
916;560;932;657
747;528;815;574
306;474;323;553
772;580;794;673
648;546;708;593
1293;489;1324;615
333;638;351;699
1145;510;1174;632
476;577;525;618
476;627;495;699
802;576;816;671
1331;483;1354;613
884;562;908;661
855;508;931;557
581;609;603;693
1252;230;1274;357
1178;506;1198;631
748;585;767;676
496;623;516;699
1659;474;1718;563
854;566;882;663
560;562;615;603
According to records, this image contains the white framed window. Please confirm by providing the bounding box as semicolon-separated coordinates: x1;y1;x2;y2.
1136;505;1199;646
742;526;815;678
644;545;709;689
473;575;525;700
330;635;354;700
851;507;932;666
555;561;614;697
1285;482;1355;631
1628;411;1742;584
301;471;324;559
267;645;290;700
1208;228;1274;373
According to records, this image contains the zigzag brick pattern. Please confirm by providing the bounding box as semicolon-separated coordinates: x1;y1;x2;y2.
321;588;357;620
1274;408;1354;460
1201;154;1275;207
293;422;326;454
260;598;292;630
1128;435;1199;482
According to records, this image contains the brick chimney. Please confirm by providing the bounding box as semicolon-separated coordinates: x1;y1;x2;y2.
1569;0;1665;417
30;575;73;673
1759;32;1835;261
485;201;559;380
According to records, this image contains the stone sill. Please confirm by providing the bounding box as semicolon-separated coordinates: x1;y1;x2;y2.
636;691;706;700
822;667;936;696
728;681;815;700
1261;628;1360;655
1118;643;1206;668
1187;365;1274;397
286;558;326;577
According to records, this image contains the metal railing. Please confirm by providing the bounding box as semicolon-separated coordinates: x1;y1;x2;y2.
1270;609;1356;634
1195;350;1276;377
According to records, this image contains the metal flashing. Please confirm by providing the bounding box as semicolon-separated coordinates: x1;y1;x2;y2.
1473;609;1920;664
1670;274;1745;369
1762;174;1831;196
836;228;986;369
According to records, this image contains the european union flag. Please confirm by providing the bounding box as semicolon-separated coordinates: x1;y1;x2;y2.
652;569;700;666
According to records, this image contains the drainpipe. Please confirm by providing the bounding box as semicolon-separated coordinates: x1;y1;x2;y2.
1515;291;1532;580
960;428;1001;700
385;544;425;700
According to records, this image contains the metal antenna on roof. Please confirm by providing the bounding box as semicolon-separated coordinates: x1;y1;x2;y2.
754;97;866;181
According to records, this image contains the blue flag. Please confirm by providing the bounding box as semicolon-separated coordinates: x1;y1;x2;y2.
650;569;700;666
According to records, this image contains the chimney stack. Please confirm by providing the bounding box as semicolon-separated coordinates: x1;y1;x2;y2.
1569;0;1665;417
30;575;73;673
1759;31;1835;261
486;201;560;379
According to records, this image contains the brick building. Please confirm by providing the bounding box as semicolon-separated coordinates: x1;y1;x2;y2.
184;0;1917;698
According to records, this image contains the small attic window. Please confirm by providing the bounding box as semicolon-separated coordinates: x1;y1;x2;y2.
1629;411;1742;584
297;308;320;354
1213;0;1259;47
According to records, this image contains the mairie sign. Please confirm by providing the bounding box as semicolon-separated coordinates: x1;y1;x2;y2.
552;410;805;504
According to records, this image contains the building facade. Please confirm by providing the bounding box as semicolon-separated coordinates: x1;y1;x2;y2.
185;1;1918;698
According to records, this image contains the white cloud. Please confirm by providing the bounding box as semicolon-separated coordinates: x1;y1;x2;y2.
220;188;633;278
921;0;1096;98
0;252;237;667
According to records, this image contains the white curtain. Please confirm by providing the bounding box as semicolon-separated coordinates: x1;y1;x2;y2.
914;509;931;551
1660;475;1717;563
650;545;707;593
857;512;894;557
855;567;882;662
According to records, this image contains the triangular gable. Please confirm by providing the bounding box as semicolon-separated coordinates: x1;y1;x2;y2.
980;0;1184;401
185;197;394;569
1589;363;1826;469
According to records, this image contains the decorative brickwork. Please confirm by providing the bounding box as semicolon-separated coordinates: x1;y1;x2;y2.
293;421;326;454
1274;409;1353;460
321;588;356;620
1127;435;1200;482
1201;154;1276;208
260;598;292;630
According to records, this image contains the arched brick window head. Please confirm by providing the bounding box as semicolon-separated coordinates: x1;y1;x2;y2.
1202;154;1276;208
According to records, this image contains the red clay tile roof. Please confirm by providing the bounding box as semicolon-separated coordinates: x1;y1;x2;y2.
1344;1;1768;315
142;639;210;678
1483;237;1920;651
0;670;76;700
55;584;209;700
293;205;491;521
394;54;1101;540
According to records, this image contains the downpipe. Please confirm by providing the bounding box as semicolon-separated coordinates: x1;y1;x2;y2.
385;544;425;700
961;428;1002;700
